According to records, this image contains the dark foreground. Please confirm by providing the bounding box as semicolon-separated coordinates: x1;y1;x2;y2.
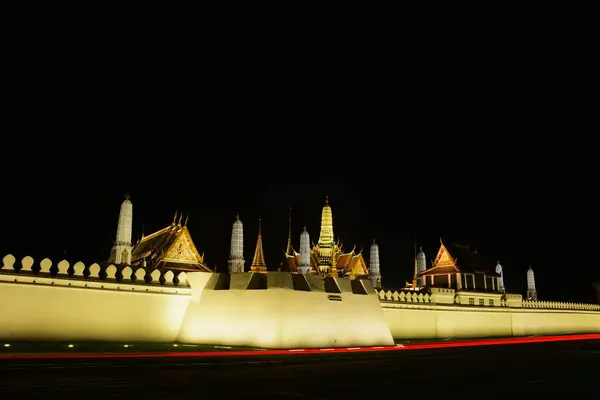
1;340;598;398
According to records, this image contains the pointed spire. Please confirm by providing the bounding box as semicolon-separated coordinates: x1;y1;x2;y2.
124;192;131;200
285;205;294;256
325;195;329;205
236;212;240;220
250;218;267;272
172;210;178;225
373;238;376;244
177;212;183;226
184;214;189;226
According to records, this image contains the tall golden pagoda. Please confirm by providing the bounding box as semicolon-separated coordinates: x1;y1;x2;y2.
250;218;267;273
284;197;369;279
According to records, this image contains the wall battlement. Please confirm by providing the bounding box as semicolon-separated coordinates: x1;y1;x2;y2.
375;289;600;311
1;254;190;290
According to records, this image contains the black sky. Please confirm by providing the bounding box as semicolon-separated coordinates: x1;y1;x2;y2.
2;30;596;303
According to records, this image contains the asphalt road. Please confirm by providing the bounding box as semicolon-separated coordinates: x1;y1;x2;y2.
1;340;598;398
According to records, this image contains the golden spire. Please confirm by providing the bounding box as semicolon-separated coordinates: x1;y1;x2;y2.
285;205;294;256
250;218;267;272
172;211;178;225
184;214;189;226
317;197;335;275
318;197;334;247
178;212;183;226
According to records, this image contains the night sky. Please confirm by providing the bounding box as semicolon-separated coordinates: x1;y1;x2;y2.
2;53;596;303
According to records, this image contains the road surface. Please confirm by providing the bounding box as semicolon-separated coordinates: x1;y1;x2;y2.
1;340;598;398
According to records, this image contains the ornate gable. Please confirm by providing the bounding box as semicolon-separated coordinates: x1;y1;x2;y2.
163;227;204;264
432;242;456;269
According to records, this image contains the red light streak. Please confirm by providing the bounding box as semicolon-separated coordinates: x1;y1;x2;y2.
1;334;599;360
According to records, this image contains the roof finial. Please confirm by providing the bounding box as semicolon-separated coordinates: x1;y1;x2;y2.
124;192;131;201
258;217;262;236
172;210;178;225
303;225;307;231
325;196;329;205
236;212;240;220
184;214;189;226
178;212;183;226
373;238;376;244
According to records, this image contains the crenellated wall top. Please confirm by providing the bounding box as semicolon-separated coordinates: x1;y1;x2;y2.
375;288;600;311
0;254;189;287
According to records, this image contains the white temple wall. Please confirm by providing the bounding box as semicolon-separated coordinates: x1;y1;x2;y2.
177;272;395;349
0;280;191;342
0;255;192;342
382;304;600;339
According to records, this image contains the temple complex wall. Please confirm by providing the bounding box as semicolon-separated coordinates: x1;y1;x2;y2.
0;255;191;342
177;272;395;349
378;289;600;339
1;254;599;347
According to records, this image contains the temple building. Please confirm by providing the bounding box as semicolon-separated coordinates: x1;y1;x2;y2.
108;195;133;265
228;214;245;273
250;219;267;273
128;211;213;273
284;197;369;278
495;261;506;293
418;240;502;292
526;265;538;300
416;246;427;287
106;196;213;273
369;239;382;289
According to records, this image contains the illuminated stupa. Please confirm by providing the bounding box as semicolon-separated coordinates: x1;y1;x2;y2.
284;197;369;278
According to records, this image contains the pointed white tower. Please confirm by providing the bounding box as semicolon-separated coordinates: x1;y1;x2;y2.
228;213;245;273
369;239;382;289
299;226;311;274
495;261;505;293
526;265;537;300
108;194;133;265
416;246;427;287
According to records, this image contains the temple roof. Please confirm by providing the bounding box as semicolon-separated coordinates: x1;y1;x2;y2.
421;241;499;276
131;222;212;272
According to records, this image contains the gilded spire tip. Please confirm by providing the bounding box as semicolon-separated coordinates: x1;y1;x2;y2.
325;196;329;205
236;212;240;220
178;212;183;226
184;214;189;226
172;210;178;225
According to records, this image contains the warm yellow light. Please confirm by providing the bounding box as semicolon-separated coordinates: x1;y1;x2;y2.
124;344;129;348
173;344;178;347
68;344;74;348
3;344;10;347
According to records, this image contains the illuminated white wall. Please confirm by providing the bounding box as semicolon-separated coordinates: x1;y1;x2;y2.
177;272;395;349
2;254;599;347
378;288;600;339
0;255;191;342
